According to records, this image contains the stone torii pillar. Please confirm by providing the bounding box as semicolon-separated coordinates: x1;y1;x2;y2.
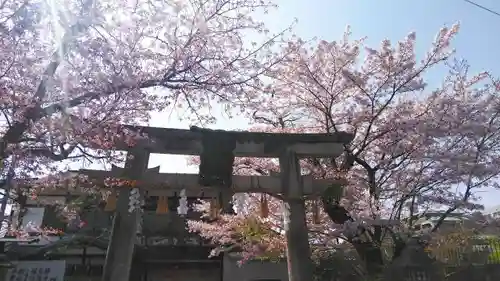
101;148;149;281
279;148;316;281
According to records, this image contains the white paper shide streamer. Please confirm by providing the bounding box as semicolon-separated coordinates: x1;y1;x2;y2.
177;189;188;215
234;193;246;215
128;187;142;213
282;202;290;231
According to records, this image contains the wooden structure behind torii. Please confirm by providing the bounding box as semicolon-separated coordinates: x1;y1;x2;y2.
75;125;353;281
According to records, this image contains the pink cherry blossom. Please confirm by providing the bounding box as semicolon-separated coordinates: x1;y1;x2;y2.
0;0;290;190
186;23;500;273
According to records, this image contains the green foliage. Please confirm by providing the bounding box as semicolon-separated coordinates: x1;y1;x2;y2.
484;236;500;263
237;217;270;241
234;217;284;260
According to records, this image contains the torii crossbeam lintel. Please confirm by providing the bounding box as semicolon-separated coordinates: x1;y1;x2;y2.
106;125;353;157
66;168;345;196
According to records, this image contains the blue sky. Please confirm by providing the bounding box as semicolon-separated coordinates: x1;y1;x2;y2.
133;0;500;208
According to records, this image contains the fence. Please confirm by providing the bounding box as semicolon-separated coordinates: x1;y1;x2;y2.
314;239;500;281
316;263;500;281
431;238;500;265
387;264;500;281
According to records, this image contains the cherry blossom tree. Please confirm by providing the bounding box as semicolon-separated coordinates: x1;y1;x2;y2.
0;0;291;221
187;23;500;276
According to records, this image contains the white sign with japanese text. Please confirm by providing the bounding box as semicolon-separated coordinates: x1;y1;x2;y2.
5;260;66;281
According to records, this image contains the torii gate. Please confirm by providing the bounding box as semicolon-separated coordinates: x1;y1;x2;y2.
77;125;353;281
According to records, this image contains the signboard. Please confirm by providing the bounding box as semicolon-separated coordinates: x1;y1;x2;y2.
20;208;45;230
146;236;209;246
5;260;66;281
